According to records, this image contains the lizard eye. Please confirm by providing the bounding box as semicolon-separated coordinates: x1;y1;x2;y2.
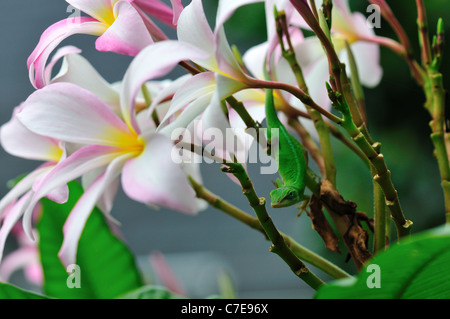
288;191;294;198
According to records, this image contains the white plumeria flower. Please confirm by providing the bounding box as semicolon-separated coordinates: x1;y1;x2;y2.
139;0;267;165
15;40;211;266
217;0;383;106
216;0;382;141
27;0;185;89
289;0;383;89
0;105;67;262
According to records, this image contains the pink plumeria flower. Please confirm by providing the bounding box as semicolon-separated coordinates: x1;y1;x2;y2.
0;106;67;262
17;40;211;267
28;0;164;89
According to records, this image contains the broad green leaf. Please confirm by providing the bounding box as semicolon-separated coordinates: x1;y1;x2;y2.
315;226;450;299
0;282;48;299
38;181;144;299
118;285;186;299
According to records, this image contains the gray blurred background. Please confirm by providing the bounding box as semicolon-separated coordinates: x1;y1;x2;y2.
0;0;448;299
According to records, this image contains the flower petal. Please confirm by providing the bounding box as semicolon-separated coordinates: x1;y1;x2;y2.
44;45;82;86
338;12;383;88
160;72;216;127
121;133;197;214
81;166;120;215
0;246;41;285
215;74;247;100
214;27;247;81
120;40;209;134
66;0;115;25
133;0;177;26
170;0;184;25
146;74;192;121
293;36;326;70
18;83;136;147
0;193;32;263
177;0;217;70
28;17;107;89
215;0;262;33
0;164;52;219
1;107;62;162
243;41;270;80
51;50;121;114
22;145;124;240
340;41;382;88
95;0;153;56
158;94;212;137
58;153;131;267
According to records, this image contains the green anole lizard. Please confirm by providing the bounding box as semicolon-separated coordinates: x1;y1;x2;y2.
265;88;308;208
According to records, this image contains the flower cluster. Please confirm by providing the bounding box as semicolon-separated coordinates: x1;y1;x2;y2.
0;0;382;273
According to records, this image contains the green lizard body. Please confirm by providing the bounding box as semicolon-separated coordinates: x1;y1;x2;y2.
265;89;307;208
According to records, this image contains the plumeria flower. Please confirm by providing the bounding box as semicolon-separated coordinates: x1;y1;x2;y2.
177;0;299;129
16;40;210;267
0;106;67;262
136;0;268;164
290;0;383;88
28;0;184;89
216;0;382;140
42;45;122;114
219;0;383;103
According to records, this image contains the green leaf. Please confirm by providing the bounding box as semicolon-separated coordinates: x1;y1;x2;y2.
118;285;186;299
38;181;144;299
0;282;48;299
315;226;450;299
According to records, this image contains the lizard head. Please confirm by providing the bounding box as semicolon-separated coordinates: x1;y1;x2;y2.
270;187;301;208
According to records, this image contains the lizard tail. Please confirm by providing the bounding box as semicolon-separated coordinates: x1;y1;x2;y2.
265;88;282;130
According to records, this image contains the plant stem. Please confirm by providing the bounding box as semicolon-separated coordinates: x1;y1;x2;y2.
345;42;367;124
373;164;387;254
250;78;343;124
226;96;260;130
328;88;413;238
188;176;351;280
328;123;371;169
219;163;326;290
415;0;450;222
345;43;388;250
416;0;432;66
425;72;450;222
